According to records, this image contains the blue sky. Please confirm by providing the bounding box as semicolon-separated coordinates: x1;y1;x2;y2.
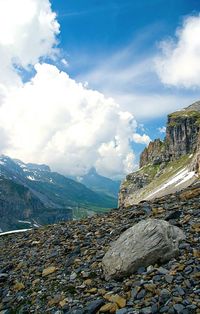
50;0;200;154
0;0;200;178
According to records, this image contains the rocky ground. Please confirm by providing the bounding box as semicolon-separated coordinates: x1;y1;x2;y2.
0;183;200;314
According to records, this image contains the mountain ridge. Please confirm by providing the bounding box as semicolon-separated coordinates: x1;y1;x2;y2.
0;156;117;232
73;167;120;198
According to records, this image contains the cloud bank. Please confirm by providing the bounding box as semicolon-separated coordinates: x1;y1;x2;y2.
155;15;200;88
0;0;59;89
0;0;151;178
0;63;137;178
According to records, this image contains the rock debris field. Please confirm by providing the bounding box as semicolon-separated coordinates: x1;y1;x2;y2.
0;183;200;314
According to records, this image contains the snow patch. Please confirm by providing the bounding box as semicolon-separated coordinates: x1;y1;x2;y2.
147;167;195;198
0;229;31;236
18;220;32;224
175;171;196;186
27;175;35;181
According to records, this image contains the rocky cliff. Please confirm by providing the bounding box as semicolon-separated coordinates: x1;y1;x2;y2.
140;101;200;168
119;101;200;207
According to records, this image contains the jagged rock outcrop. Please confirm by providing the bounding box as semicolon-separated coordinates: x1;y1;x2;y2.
140;101;200;168
102;219;185;280
166;108;200;160
140;139;168;168
119;101;200;207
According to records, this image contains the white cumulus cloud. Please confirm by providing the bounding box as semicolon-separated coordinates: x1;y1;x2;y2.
155;14;200;88
0;0;59;91
0;63;138;178
0;0;153;178
132;133;151;145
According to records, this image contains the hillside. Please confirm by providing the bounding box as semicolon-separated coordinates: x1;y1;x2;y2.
119;101;200;207
0;183;199;313
0;156;117;232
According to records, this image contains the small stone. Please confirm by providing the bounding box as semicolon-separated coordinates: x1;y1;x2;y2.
116;309;129;314
87;288;97;294
109;295;126;308
159;289;170;303
99;303;118;313
70;272;77;280
151;304;159;314
0;274;8;282
85;299;105;314
42;266;56;277
165;275;173;283
193;249;200;258
144;284;156;293
157;267;169;275
13;282;25;291
147;265;154;272
81;271;90;278
84;279;92;286
98;289;106;295
137;267;146;274
59;298;68;307
160;306;169;313
176;264;185;271
173;304;185;313
176;287;185;296
32;278;40;286
141;307;152;314
137;289;146;300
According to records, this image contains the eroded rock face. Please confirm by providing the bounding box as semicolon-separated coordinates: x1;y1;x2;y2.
140;139;169;168
118;172;150;208
166;111;200;160
140;105;200;168
190;132;200;175
102;219;185;280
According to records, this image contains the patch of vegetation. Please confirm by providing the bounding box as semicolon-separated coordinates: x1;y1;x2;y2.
139;154;192;200
168;110;200;127
140;163;161;180
72;205;111;220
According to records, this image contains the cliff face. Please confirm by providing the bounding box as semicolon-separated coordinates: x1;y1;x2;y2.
166;110;200;159
119;101;200;207
140;103;200;168
140;139;167;168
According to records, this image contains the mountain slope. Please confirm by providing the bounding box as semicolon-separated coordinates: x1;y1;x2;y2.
0;156;117;232
0;182;199;313
119;101;200;207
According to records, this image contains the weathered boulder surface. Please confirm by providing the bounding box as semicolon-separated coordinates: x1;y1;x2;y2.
102;219;185;280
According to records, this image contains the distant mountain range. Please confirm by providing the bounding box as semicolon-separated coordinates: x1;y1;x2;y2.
0;156;119;232
73;167;121;198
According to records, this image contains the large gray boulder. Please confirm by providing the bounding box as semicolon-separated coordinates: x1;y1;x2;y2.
102;219;185;280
